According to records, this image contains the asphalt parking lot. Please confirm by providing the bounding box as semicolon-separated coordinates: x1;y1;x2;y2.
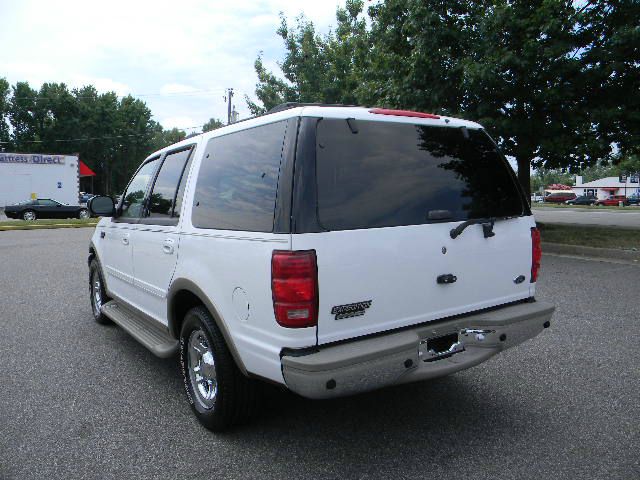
1;228;638;480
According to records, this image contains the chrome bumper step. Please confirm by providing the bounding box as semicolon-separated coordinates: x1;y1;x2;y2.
101;301;178;358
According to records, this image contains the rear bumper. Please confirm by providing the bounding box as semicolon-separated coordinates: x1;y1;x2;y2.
281;300;554;399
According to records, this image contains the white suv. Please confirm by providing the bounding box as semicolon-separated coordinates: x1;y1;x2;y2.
87;104;554;431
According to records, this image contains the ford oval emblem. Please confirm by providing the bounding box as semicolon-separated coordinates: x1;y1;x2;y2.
514;275;525;284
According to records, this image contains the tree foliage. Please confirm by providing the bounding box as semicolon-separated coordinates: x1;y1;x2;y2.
248;0;639;195
0;80;184;195
202;117;224;133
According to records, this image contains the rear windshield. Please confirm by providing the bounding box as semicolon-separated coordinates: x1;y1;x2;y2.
315;119;525;231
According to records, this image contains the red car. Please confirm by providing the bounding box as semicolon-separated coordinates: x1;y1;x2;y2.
544;192;577;203
595;195;630;206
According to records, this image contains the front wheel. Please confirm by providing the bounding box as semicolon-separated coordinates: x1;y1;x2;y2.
78;208;90;219
22;210;36;221
179;306;258;431
89;259;111;324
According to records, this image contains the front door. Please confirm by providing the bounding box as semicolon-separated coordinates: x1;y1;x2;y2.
101;158;161;306
131;146;193;324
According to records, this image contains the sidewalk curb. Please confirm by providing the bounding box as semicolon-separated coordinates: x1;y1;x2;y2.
542;242;640;262
0;223;98;231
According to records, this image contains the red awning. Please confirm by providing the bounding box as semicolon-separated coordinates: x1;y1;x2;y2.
79;160;96;177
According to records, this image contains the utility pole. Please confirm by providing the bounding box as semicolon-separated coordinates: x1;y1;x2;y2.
224;88;234;124
230;105;239;123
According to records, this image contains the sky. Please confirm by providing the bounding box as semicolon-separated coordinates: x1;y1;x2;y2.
0;0;344;134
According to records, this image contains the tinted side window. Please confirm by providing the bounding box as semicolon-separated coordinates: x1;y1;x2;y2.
316;119;525;231
192;121;287;232
147;148;193;219
173;151;194;219
120;158;161;219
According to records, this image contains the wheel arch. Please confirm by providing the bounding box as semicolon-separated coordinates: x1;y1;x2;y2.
88;242;97;267
167;278;248;376
88;241;113;299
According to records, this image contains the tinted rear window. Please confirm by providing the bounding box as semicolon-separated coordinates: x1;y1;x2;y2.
192;121;287;232
316;119;525;231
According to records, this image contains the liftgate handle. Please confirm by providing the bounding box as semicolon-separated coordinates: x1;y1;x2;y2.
437;274;457;284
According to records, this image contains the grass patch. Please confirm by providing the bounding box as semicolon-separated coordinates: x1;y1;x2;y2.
538;223;640;250
0;218;98;231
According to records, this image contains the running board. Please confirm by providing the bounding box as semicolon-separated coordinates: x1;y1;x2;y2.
101;301;178;358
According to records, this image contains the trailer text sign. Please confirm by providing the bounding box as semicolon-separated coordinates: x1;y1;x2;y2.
0;153;66;165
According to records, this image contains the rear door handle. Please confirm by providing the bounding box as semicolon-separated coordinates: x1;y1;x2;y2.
121;233;130;245
163;238;174;254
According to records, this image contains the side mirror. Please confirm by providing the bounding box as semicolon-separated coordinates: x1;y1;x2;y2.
88;196;115;217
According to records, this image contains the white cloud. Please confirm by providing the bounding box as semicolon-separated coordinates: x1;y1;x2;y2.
0;0;345;130
159;84;200;95
71;76;132;97
160;116;198;131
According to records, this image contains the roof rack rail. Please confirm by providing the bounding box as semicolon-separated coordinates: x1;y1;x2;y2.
267;103;357;114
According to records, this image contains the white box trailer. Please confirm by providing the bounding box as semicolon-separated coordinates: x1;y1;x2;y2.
0;153;80;206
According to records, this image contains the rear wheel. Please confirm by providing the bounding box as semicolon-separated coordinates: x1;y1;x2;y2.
179;306;258;431
22;210;36;221
78;208;90;219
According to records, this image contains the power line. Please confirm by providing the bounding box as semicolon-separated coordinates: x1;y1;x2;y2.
8;89;229;101
0;124;206;144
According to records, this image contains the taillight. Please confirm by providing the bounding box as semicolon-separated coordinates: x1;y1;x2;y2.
531;227;542;282
271;250;318;328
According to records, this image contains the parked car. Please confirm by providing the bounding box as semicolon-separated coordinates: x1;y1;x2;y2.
79;192;95;204
4;198;90;221
627;194;640;205
544;191;577;203
595;195;629;206
566;195;597;206
87;104;554;431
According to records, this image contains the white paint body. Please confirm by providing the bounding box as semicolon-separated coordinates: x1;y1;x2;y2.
92;106;536;385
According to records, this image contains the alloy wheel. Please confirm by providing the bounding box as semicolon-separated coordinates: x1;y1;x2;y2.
92;272;103;317
187;329;218;409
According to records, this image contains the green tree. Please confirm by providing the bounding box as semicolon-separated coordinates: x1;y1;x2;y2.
150;126;186;151
8;82;39;150
246;2;369;115
0;78;11;148
202;118;224;133
460;1;605;196
248;0;639;197
531;169;575;192
581;1;640;160
5;81;157;195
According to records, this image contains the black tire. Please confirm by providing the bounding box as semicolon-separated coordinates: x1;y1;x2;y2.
89;259;111;324
78;208;90;219
22;209;36;221
179;306;258;431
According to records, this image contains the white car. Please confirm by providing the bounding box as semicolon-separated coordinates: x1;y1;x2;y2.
87;104;554;431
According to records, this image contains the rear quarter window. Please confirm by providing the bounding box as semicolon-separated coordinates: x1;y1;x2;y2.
192;120;287;232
